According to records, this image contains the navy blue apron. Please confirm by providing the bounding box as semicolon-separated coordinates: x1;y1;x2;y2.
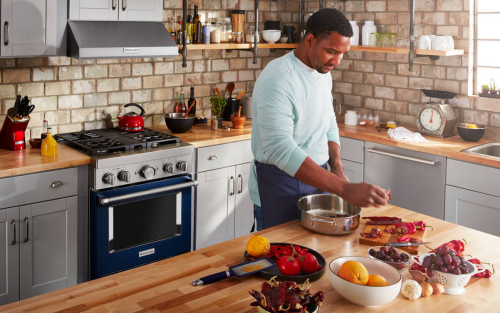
255;160;328;229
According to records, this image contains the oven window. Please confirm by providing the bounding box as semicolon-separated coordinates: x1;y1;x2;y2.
109;192;181;252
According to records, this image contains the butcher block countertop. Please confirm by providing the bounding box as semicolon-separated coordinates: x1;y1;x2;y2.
1;204;498;312
0;144;91;179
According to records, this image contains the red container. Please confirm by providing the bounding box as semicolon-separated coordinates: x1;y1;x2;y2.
0;108;30;151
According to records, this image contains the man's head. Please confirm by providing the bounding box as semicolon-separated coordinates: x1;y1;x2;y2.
302;9;353;74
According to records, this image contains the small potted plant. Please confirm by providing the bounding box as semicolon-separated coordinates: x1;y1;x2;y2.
210;88;227;130
481;84;490;94
490;79;497;94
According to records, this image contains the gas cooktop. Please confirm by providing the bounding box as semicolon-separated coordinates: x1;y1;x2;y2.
56;128;180;155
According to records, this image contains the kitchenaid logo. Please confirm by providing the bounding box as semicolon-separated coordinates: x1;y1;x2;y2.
124;47;140;54
139;248;155;257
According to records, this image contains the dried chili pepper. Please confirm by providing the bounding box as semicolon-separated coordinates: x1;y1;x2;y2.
410;262;427;273
468;258;495;278
397;236;418;243
363;216;402;225
394;222;417;234
431;239;466;257
414;221;433;231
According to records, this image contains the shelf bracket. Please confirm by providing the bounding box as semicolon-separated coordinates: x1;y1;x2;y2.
181;0;187;68
252;0;259;64
416;55;440;61
408;0;415;72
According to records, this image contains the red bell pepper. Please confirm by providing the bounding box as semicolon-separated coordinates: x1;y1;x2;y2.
411;262;427;274
468;258;495;278
394;222;416;234
432;239;466;257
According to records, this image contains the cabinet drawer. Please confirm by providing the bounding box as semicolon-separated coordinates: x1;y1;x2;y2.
196;140;253;172
340;137;364;163
0;168;78;210
447;159;500;198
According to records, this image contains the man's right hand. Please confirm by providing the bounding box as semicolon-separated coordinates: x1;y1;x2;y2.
340;182;389;208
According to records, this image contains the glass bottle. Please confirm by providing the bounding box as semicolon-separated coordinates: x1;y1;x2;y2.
175;92;187;114
41;127;58;156
170;17;177;42
177;22;183;44
193;5;201;44
41;119;48;139
188;85;197;118
186;15;194;44
245;25;258;43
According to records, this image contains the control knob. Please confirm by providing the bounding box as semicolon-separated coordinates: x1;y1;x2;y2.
102;173;115;185
177;160;188;172
141;166;156;179
164;163;175;174
118;170;131;182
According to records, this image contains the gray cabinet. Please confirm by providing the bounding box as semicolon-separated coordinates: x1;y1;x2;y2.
0;0;67;57
70;0;163;21
445;186;500;237
234;163;254;238
342;159;363;183
20;198;77;300
0;207;19;305
339;136;365;183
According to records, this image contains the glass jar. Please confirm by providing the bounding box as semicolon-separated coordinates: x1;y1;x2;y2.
211;116;218;130
245;25;259;43
210;21;221;43
231;10;245;35
219;17;232;42
232;31;243;44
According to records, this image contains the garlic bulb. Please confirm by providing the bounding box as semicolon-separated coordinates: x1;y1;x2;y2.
401;279;422;300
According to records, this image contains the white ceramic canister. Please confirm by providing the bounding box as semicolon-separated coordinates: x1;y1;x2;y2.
362;21;377;46
350;21;359;45
344;110;358;126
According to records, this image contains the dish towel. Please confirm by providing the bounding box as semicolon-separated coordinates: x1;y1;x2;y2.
388;127;428;143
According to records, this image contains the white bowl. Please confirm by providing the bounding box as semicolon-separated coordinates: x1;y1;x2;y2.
262;30;281;44
329;256;402;307
279;36;288;43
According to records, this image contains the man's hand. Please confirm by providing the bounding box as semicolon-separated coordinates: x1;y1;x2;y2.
330;160;350;182
340;182;389;208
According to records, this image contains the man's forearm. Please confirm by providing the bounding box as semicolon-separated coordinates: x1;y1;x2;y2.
328;141;342;169
294;157;346;196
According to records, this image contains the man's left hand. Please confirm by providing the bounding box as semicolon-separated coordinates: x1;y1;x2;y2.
331;161;349;182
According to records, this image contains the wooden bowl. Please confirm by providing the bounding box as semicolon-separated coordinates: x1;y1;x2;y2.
230;115;246;129
29;138;42;148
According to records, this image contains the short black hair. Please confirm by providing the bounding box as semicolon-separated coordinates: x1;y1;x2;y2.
305;9;353;40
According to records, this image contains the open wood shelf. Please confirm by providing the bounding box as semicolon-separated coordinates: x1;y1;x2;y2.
349;45;464;56
178;43;299;50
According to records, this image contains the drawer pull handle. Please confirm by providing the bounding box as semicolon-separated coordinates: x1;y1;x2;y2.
51;181;63;188
237;174;243;194
4;21;9;46
24;217;29;243
112;0;117;10
208;155;217;160
229;176;235;196
122;0;127;10
367;148;437;166
11;220;15;245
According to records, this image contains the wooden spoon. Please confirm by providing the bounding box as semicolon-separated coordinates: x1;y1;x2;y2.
227;82;235;99
236;90;245;100
183;101;196;118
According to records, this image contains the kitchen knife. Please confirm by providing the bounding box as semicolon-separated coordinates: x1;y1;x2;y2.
192;258;276;286
387;242;431;247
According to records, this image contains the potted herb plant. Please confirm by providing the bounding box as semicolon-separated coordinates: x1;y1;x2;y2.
210;89;227;130
490;79;497;94
481;84;490;94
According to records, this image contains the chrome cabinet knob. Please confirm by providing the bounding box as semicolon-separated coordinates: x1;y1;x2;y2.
177;161;188;172
102;173;115;185
164;163;175;173
118;171;131;182
141;166;156;179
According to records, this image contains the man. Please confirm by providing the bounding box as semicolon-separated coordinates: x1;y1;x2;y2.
249;9;389;231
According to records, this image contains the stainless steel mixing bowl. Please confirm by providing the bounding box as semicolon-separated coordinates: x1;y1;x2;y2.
297;194;361;235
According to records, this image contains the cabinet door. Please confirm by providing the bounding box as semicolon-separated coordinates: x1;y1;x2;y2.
20;197;77;300
195;167;235;249
234;163;254;238
119;0;163;21
445;186;500;237
69;0;119;21
0;207;19;305
341;159;364;183
1;0;58;56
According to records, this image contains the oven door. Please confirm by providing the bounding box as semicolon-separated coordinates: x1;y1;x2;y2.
90;176;197;279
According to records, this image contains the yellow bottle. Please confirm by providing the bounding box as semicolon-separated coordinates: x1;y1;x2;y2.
41;127;58;156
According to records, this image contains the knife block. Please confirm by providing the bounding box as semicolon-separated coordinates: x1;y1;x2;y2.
0;108;30;151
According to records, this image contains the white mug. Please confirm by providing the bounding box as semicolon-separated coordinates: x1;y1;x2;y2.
429;35;436;45
418;36;431;50
444;36;454;50
432;36;447;50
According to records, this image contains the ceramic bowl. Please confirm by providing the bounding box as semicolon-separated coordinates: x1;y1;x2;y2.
329;256;402;307
29;138;42;148
261;30;281;44
279;36;288;43
457;123;486;142
367;247;412;273
164;113;195;133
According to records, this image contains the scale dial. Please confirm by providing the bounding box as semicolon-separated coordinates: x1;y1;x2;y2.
419;108;442;131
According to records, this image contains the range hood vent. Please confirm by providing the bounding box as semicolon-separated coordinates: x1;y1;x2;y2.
67;21;178;59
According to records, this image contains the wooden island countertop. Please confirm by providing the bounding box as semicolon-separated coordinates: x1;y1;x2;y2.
1;204;499;312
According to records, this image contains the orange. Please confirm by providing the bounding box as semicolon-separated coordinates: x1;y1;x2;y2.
366;274;389;287
338;260;369;285
246;236;270;258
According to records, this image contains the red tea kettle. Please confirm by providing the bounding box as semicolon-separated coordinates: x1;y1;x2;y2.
118;103;145;132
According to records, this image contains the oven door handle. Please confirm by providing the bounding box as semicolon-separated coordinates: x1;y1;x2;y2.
99;180;199;205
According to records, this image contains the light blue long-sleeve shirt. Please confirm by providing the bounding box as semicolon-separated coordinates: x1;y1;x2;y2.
249;51;340;206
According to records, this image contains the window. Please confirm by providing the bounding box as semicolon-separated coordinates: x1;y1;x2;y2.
476;0;500;93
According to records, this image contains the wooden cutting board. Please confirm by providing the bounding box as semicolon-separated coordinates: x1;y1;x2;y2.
359;224;426;254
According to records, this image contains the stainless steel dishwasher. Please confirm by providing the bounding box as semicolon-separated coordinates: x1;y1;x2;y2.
364;142;446;219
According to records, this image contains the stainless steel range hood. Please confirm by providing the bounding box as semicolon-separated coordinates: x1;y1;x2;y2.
67;21;178;59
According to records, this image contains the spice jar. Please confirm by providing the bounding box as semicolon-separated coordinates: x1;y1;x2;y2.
219;17;232;42
232;31;243;43
245;25;259;43
231;10;245;42
210;21;221;43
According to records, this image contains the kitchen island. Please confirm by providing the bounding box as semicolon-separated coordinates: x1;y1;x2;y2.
0;204;498;312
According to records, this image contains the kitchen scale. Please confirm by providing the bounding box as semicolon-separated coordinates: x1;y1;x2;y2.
415;89;458;138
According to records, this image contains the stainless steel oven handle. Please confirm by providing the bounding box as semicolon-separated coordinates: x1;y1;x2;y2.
367;148;437;166
100;180;199;205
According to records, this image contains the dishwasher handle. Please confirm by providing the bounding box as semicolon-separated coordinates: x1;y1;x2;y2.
367;148;437;166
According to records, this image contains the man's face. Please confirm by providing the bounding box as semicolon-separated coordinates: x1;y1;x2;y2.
306;32;351;74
